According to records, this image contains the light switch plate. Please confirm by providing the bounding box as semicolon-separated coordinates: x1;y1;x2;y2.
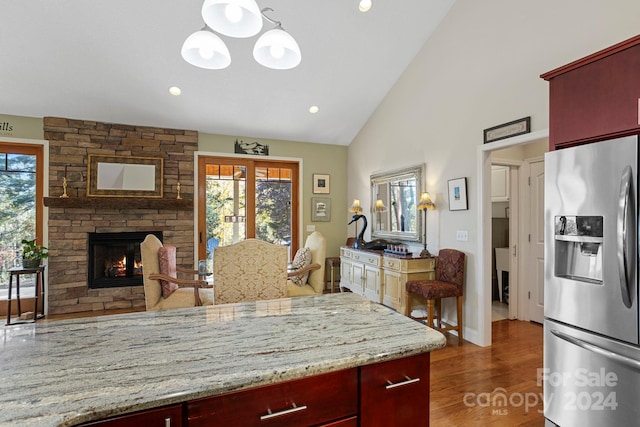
456;230;469;241
306;225;316;232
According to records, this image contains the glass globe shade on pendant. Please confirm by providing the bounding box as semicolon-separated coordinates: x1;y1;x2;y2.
201;0;263;38
253;27;301;70
181;28;231;69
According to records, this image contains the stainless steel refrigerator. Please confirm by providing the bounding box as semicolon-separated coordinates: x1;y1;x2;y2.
544;135;640;427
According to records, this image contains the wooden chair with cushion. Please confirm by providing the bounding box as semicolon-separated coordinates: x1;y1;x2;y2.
140;234;213;311
213;239;288;304
286;231;326;297
405;249;466;344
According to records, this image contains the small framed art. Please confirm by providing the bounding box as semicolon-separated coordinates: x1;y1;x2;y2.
448;177;468;211
311;197;331;222
313;174;330;194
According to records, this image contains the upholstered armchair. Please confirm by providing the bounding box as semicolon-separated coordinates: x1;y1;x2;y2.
140;234;213;311
213;239;288;304
286;231;326;297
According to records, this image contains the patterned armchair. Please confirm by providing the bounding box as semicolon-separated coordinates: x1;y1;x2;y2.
213;239;288;304
405;249;466;344
140;234;213;311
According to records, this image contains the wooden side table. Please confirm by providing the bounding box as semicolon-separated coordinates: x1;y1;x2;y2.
6;266;46;326
325;257;341;293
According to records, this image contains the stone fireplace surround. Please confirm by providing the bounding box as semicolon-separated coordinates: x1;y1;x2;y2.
44;117;198;315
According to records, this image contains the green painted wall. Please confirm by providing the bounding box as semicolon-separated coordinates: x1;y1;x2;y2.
0;114;44;140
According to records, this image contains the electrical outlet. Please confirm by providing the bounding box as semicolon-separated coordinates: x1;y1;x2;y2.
456;230;469;241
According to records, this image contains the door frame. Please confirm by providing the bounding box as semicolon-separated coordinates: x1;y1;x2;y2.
193;151;304;266
476;129;548;347
490;158;522;321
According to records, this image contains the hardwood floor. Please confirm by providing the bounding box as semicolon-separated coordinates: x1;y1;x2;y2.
431;319;544;427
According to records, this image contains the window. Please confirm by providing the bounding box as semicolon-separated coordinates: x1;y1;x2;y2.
0;142;44;294
197;156;299;269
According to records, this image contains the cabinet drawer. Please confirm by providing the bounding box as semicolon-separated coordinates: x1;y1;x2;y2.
360;353;430;427
352;253;380;266
187;368;358;427
382;257;401;271
340;248;352;259
81;404;182;427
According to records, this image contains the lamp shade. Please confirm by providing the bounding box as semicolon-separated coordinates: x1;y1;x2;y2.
418;192;436;210
201;0;263;38
374;199;387;212
253;28;301;70
181;29;231;69
349;199;363;213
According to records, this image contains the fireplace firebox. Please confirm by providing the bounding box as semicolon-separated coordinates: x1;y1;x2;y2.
88;231;163;289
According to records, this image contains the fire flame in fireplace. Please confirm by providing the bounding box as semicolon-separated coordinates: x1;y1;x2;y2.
104;256;143;278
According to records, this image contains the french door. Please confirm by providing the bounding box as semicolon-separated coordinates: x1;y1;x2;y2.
197;156;299;269
0;142;44;291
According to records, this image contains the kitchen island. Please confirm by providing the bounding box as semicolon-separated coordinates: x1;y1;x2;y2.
0;293;446;426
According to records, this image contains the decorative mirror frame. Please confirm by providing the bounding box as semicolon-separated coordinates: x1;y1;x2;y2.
370;164;424;244
87;154;164;198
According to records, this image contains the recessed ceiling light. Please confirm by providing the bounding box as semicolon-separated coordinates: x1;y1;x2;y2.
309;105;319;114
358;0;372;12
169;86;182;96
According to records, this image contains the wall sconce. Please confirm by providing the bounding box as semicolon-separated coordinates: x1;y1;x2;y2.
182;0;301;70
418;192;436;257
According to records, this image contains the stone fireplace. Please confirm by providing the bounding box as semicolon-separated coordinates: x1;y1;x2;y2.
44;117;198;315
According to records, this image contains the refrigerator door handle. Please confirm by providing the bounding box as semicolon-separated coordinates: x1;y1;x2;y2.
617;165;634;308
551;329;640;372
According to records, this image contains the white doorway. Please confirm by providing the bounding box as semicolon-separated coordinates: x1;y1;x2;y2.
476;129;549;347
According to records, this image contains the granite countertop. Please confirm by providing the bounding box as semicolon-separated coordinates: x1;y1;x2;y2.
0;293;446;426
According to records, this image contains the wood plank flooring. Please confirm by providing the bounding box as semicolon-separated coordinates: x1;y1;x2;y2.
431;320;544;427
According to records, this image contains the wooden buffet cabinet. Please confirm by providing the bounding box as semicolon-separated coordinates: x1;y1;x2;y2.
82;353;431;427
541;34;640;150
340;247;436;314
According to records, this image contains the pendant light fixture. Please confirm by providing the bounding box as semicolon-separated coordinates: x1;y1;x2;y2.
253;8;301;70
201;0;263;38
181;1;301;70
181;27;231;69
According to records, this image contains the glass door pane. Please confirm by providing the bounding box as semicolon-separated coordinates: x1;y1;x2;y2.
0;146;40;295
205;163;247;246
255;165;292;256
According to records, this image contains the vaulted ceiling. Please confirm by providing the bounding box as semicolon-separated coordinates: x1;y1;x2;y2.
1;0;454;145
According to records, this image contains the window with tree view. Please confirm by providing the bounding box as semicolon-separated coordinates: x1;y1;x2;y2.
0;143;43;296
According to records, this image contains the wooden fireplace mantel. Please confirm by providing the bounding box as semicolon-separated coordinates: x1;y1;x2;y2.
43;197;193;210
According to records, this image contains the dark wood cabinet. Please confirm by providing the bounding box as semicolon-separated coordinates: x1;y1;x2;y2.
541;34;640;150
81;404;182;426
187;368;358;427
80;353;432;426
360;353;431;427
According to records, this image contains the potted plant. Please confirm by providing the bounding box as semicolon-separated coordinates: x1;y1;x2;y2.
21;238;49;268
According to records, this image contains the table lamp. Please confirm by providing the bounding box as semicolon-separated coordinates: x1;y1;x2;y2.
418;192;435;257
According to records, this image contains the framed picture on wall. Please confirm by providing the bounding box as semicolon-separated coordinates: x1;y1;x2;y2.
448;177;468;211
311;197;331;221
313;174;330;194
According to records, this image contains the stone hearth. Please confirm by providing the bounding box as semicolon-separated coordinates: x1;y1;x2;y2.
44;117;198;314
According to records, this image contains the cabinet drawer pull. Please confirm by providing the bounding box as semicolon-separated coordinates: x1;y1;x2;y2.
260;403;308;421
385;376;420;390
164;417;171;427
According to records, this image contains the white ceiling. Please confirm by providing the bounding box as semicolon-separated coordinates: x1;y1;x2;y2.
1;0;454;146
